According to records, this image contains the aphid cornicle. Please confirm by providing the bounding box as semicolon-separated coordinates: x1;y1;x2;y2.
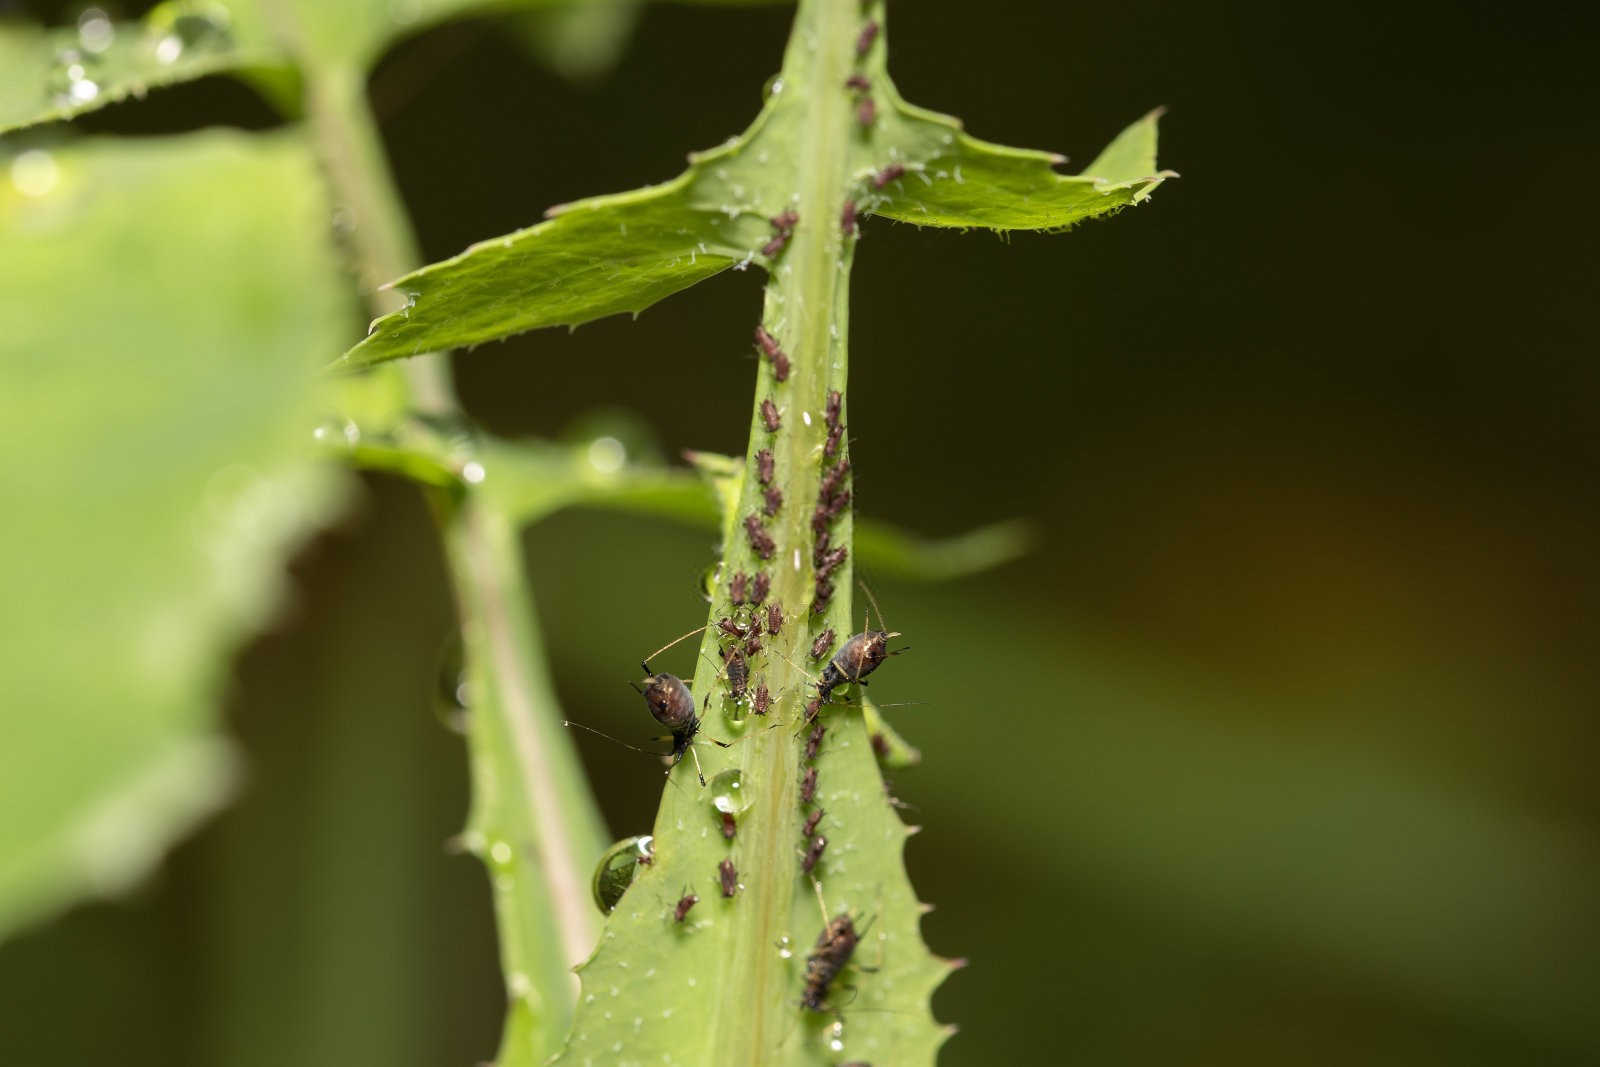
719;859;739;898
802;913;860;1011
674;891;699;923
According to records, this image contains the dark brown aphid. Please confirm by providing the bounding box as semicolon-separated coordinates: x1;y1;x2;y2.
763;485;784;516
730;571;749;605
805;722;826;762
717;616;747;639
754;325;781;358
870;733;889;760
855;19;879;57
825;389;843;429
812;578;835;615
825;488;851;517
840;199;857;237
816;545;848;583
801;913;859;1011
810;503;831;536
760;398;781;432
771;350;790;382
800;765;818;805
803;696;822;723
811;629;836;660
751;571;771;605
753;681;772;716
802;807;825;838
772;208;799;233
760;231;788;257
873;162;905;189
720;811;737;839
856;96;877;128
719;859;739;897
756;448;776;485
723;645;749;697
844;73;870;92
674;892;699;923
823;422;845;459
765;602;784;636
818;628;901;702
813;529;831;565
744;634;763;657
744;514;776;559
747;611;763;637
819;458;850;502
802;833;828;874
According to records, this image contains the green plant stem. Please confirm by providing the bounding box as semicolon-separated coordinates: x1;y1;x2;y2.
299;62;606;1059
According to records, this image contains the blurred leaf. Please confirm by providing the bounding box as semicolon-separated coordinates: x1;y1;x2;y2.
865;101;1172;230
0;5;278;134
0;131;354;938
513;0;643;83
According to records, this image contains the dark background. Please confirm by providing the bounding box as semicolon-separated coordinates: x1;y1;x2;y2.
5;1;1599;1064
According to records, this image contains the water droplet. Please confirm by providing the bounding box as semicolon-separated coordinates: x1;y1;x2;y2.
777;935;793;959
591;834;653;914
698;560;724;603
69;76;100;102
801;410;812;426
154;34;182;63
490;840;513;865
461;460;485;484
77;8;114;53
587;435;625;473
708;769;750;816
10;150;59;198
145;3;233;61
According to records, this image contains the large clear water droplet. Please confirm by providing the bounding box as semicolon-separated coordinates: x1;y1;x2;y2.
591;835;653;914
698;560;723;603
709;769;750;816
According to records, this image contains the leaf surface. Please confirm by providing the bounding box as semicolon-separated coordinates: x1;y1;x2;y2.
0;131;354;938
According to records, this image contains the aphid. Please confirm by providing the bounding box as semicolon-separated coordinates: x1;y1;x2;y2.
801;913;860;1011
802;807;825;838
772;208;799;233
751;571;771;605
760;231;787;257
805;722;826;762
803;696;822;723
756;449;775;485
771;349;790;382
753;681;772;716
819;457;850;501
802;833;828;874
813;529;831;565
824;422;845;459
720;811;737;839
816;545;848;583
567;628;729;786
844;74;870;92
811;628;836;660
870;733;889;760
855;19;879;57
747;611;763;636
800;765;819;804
825;488;851;517
766;602;784;636
755;325;780;357
718;616;747;639
825;389;842;429
856;96;877;128
760;397;781;432
840;199;857;237
873;162;905;189
745;634;764;657
812;578;835;614
744;514;776;559
730;570;749;605
723;645;749;698
719;858;740;897
817;586;905;703
674;891;699;923
754;325;791;379
763;484;784;516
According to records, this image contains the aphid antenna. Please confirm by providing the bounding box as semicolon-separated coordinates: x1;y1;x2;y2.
857;578;897;637
562;719;691;795
640;624;709;674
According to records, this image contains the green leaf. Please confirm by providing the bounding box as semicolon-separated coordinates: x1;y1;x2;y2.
0;130;354;938
344;14;1169;366
0;4;280;135
863;98;1173;230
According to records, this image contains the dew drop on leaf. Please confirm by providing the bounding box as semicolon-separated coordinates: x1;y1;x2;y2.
591;834;654;914
709;769;750;816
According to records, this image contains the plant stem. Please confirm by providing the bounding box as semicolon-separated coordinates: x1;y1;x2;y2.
300;62;606;1059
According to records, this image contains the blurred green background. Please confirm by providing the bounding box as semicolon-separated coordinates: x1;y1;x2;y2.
4;1;1598;1064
